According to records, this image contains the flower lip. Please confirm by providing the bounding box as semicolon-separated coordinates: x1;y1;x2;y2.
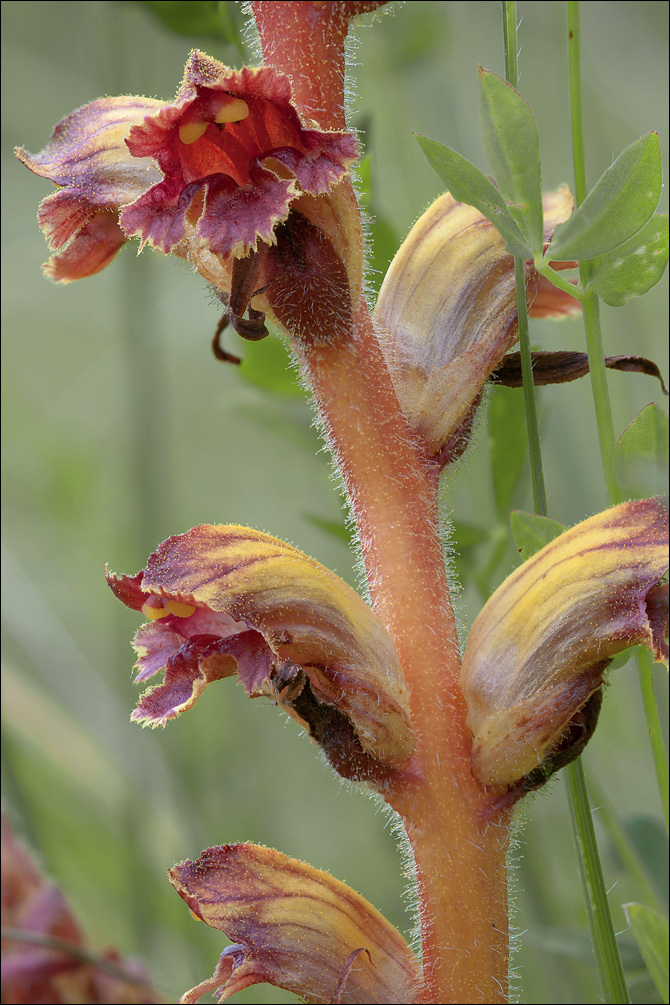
119;52;359;261
16;50;359;294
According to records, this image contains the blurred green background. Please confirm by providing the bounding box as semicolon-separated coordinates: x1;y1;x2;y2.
1;2;667;1003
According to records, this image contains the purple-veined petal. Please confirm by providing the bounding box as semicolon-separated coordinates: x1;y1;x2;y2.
461;498;669;792
107;524;414;778
169;844;420;1004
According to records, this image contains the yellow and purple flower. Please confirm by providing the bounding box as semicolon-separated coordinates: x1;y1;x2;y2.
15;50;361;342
461;497;669;794
106;524;414;781
169;843;420;1004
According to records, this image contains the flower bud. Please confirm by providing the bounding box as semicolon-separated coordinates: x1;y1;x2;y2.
374;187;578;462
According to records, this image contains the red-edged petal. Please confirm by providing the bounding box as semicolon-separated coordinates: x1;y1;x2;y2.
15;96;164;207
39;199;129;281
169;844;420;1004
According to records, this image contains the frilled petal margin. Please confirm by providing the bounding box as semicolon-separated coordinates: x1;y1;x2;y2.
15;96;164;281
461;497;669;792
169;844;420;1005
15;51;360;301
107;525;414;779
374;186;579;461
119;54;359;262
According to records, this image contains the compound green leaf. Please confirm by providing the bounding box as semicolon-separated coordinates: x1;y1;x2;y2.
586;214;669;307
478;67;544;255
547;133;662;261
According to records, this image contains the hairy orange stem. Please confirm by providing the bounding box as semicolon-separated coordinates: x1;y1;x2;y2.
251;1;388;131
299;298;511;1003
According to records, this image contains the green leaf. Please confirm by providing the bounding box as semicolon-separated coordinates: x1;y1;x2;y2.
489;386;528;521
140;1;239;41
478;68;544;255
415;135;531;257
585;214;669;307
510;510;566;560
547;132;663;261
623;815;669;908
624;904;669;1002
304;514;352;544
613;404;669;499
238;334;304;397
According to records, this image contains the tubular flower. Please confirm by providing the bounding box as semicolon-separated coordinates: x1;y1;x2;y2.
169;843;421;1004
107;524;414;780
461;498;669;794
374;186;582;464
15;50;361;341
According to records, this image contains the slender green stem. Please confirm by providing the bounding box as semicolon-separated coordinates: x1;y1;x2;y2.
567;2;587;207
502;2;548;514
578;286;621;503
514;257;548;514
564;7;632;1003
586;774;664;912
567;2;620;505
570;0;666;832
502;1;518;85
535;258;587;300
570;0;667;818
636;647;670;832
566;760;630;1004
504;6;630;1003
570;0;666;824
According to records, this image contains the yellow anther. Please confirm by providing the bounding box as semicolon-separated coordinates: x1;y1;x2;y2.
164;599;196;618
142;601;170;621
179;121;209;145
214;98;250;125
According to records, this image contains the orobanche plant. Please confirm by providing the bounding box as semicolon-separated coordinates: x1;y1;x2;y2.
10;2;668;1004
